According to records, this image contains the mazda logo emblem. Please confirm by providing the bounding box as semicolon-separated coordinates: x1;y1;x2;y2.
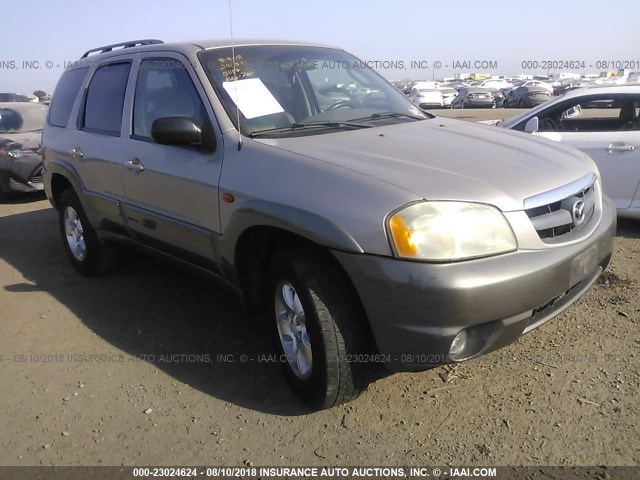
572;200;586;225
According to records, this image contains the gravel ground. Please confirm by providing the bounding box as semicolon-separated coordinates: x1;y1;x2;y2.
0;110;638;468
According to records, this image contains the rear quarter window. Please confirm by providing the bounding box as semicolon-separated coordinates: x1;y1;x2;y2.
82;62;132;135
48;67;89;127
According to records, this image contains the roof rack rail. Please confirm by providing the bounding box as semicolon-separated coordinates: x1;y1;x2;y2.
81;39;164;58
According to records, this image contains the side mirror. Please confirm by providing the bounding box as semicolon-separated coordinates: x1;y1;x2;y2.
524;116;539;133
151;116;216;151
561;105;582;119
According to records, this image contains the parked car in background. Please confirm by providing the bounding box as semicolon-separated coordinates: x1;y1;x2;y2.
438;87;458;107
476;78;513;90
519;80;554;94
451;87;495;108
625;72;640;84
0;102;48;201
485;88;505;108
554;80;595;96
410;80;440;90
408;86;444;109
501;85;640;218
390;81;411;93
0;93;32;102
504;86;553;108
441;82;469;92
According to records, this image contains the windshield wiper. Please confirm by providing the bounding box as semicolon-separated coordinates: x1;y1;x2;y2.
249;121;373;138
348;111;432;122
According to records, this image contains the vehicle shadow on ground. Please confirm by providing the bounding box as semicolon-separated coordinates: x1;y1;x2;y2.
617;217;640;240
0;207;310;416
0;191;47;205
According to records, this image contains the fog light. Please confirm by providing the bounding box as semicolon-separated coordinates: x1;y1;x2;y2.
449;330;468;357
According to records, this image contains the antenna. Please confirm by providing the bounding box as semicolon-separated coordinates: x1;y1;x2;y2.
228;0;243;151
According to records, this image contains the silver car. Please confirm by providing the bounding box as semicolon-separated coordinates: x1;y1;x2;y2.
43;39;615;409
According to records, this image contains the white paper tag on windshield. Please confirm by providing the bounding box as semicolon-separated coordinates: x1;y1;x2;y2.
222;78;285;119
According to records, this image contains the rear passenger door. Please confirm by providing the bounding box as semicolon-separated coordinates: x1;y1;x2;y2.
78;61;133;201
120;55;223;263
47;63;132;228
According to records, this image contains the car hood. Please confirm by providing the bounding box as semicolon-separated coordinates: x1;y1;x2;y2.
255;118;595;212
0;131;42;151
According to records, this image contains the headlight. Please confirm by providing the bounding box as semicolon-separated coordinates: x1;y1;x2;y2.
7;150;27;159
388;201;517;261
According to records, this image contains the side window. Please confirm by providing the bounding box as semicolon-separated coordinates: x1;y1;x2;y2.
541;96;639;132
132;58;207;140
83;62;131;135
48;67;89;127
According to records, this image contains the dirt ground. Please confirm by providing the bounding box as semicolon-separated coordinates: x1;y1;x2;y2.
0;110;638;468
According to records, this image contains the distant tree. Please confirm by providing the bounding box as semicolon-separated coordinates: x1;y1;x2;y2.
33;90;47;99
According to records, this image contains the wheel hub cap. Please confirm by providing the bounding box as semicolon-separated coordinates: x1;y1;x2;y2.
274;281;312;380
63;206;86;261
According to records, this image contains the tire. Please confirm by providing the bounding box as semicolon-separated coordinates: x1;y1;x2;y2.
267;249;367;409
0;175;10;203
57;189;118;275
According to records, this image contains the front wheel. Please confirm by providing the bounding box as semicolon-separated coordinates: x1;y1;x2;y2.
268;249;368;409
57;189;118;275
0;175;10;203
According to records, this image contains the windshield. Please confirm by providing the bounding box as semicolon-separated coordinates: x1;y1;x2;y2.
198;45;427;137
0;105;47;133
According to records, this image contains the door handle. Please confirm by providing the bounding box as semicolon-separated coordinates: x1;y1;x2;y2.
70;147;84;159
125;159;145;172
607;142;635;153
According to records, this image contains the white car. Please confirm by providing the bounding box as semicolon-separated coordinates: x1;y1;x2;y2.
501;86;640;218
477;79;513;90
411;81;440;89
438;87;458;107
520;80;554;94
408;86;444;109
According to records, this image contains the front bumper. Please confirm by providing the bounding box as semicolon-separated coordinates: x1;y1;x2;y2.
464;99;495;107
0;153;44;193
333;197;616;371
418;101;443;109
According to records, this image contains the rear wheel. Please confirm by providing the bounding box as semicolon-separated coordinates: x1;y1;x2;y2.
57;189;118;275
0;175;10;203
268;249;367;409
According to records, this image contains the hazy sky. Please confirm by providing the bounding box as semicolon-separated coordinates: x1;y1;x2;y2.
1;0;637;94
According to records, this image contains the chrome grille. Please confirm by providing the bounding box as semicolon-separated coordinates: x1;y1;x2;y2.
525;174;598;243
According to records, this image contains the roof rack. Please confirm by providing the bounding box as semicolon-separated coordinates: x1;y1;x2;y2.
81;39;164;58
